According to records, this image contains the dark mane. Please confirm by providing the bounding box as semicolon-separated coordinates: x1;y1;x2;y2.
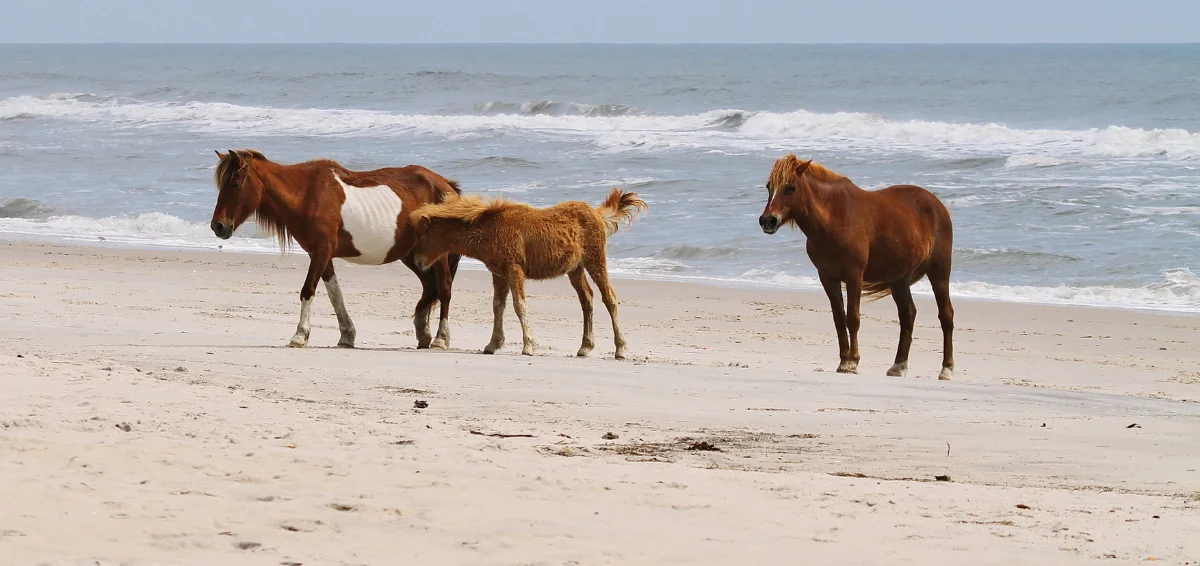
214;148;292;252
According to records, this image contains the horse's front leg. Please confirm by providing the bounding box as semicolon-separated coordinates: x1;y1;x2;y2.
289;249;331;348
819;272;853;373
322;261;356;348
429;257;454;350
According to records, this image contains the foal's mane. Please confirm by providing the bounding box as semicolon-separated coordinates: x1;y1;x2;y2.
411;194;523;227
770;154;845;188
214;148;293;252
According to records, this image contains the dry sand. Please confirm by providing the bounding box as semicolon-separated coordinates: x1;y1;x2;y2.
1;239;1198;565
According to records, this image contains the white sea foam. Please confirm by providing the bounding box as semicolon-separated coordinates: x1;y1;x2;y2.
0;213;282;254
735;268;1200;314
4;94;1199;161
1004;154;1075;168
2;211;1196;314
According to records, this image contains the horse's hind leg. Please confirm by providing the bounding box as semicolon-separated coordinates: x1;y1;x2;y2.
429;257;454;350
887;279;916;377
506;266;536;356
322;261;356;348
290;249;331;348
568;266;595;357
585;259;626;360
929;267;955;381
843;275;864;373
483;273;509;354
401;255;436;349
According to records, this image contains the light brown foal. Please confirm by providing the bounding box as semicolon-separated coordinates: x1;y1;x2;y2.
410;188;647;359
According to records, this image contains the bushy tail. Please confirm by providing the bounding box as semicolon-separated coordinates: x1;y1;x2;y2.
860;265;929;302
595;188;647;237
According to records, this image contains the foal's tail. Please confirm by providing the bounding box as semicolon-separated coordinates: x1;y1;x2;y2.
596;188;648;237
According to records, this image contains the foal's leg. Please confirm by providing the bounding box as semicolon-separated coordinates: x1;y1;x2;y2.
887;280;917;377
429;257;454;350
586;259;626;360
568;266;595;357
843;275;863;373
401;255;436;349
322;261;356;348
506;266;536;356
289;249;332;348
483;273;510;354
819;273;853;373
929;270;955;381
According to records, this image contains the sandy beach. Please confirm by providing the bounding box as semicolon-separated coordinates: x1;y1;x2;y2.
2;239;1199;565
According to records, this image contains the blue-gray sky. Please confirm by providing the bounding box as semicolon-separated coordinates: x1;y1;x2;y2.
4;0;1199;43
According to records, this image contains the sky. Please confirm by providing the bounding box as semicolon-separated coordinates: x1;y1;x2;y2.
3;0;1199;44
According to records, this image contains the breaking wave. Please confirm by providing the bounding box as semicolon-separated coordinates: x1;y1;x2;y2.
4;93;1198;160
0;212;280;254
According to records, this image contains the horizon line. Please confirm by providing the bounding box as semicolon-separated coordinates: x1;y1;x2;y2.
2;41;1199;46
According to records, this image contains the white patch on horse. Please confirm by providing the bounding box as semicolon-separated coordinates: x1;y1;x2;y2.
333;172;402;265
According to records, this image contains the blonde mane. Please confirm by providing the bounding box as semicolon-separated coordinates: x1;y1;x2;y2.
410;194;526;227
769;154;846;188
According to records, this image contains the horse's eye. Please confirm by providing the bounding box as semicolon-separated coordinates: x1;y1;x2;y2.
783;185;796;195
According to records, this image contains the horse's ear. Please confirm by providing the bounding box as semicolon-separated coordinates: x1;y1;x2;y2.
215;150;227;160
795;159;814;176
412;216;429;235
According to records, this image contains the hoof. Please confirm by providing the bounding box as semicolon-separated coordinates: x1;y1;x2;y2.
336;342;355;349
938;367;953;381
886;362;908;378
288;337;308;348
430;339;448;350
521;346;535;356
483;342;502;355
614;348;627;361
576;349;591;358
836;362;858;374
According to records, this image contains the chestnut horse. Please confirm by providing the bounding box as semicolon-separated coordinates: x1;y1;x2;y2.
410;188;646;359
758;155;954;380
210;149;461;349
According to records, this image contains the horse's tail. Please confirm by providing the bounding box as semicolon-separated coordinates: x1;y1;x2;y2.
861;281;894;301
861;264;929;302
595;188;647;237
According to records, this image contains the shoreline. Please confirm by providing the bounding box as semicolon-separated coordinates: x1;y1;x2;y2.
3;239;1200;564
2;231;1198;317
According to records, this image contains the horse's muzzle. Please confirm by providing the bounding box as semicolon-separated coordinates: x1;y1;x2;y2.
759;214;780;235
211;220;234;240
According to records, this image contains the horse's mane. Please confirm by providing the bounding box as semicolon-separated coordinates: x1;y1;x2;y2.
214;148;292;252
770;154;846;187
411;194;525;227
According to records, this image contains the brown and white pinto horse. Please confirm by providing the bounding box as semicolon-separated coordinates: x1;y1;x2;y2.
210;149;461;350
758;155;955;380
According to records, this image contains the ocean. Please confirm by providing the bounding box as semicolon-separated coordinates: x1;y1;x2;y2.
1;44;1198;312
